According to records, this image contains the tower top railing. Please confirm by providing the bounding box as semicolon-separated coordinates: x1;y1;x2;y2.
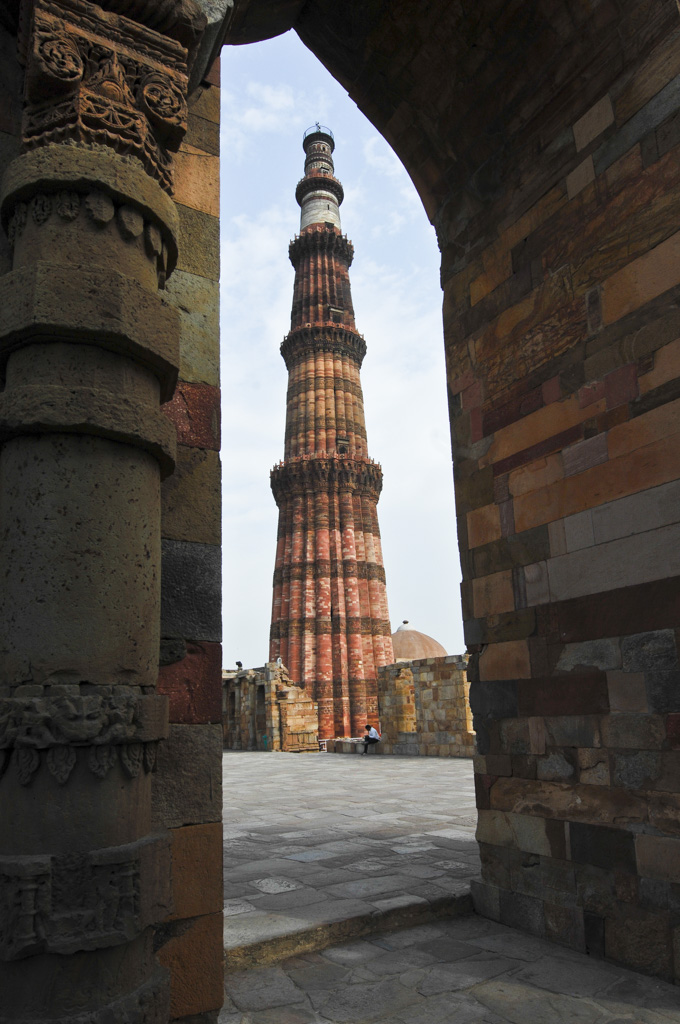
303;124;334;142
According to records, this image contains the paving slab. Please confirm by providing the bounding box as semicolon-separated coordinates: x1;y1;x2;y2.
220;916;680;1023
223;751;478;967
221;751;680;1021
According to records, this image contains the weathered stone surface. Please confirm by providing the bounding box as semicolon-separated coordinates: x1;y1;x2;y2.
161;447;221;544
604;906;674;982
600;714;666;749
176;204;220;280
169;822;223;920
621;629;679;672
635;834;680;882
163;381;220;449
161;539;222;642
570;823;636;874
0;262;180;400
164;269;220;386
152;724;223;829
158;640;222;724
157;912;224;1018
476;810;562;858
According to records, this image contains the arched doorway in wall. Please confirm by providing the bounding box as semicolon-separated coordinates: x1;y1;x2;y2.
219;30;464;674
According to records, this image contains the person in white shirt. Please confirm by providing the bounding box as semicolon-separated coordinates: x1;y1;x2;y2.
362;724;380;754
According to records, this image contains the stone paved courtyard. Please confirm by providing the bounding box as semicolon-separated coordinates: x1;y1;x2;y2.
220;752;680;1022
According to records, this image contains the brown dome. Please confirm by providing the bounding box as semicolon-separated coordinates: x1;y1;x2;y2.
391;620;447;661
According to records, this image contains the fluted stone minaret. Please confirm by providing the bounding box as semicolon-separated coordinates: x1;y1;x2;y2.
270;127;393;739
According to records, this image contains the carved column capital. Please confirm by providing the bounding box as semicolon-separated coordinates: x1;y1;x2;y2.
16;0;203;194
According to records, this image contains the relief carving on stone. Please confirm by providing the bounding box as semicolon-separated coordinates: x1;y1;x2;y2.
20;0;193;193
0;835;171;960
0;691;166;784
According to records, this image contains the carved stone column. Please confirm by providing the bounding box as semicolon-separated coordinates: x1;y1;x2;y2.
0;1;204;1020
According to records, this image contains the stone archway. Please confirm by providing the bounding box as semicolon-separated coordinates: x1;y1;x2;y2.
0;1;679;1020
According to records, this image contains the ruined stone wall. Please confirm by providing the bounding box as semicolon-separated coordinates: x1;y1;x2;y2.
378;656;475;758
223;664;319;752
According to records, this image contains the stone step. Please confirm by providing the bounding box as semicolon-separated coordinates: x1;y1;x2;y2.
224;886;473;970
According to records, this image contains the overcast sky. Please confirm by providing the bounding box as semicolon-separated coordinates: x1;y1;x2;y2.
219;30;464;670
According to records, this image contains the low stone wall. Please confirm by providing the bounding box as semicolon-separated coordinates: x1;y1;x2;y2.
378;655;475;758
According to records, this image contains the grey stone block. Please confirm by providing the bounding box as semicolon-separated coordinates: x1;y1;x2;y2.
470;877;500;921
152;724;223;828
645;670;680;713
469;680;518;720
161;539;222;642
621;629;678;673
569;822;636;874
612;751;661;789
544;716;600;748
498;889;545;937
594;73;680;175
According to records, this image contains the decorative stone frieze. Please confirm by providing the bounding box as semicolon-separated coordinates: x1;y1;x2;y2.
270;454;383;501
0;691;168;785
280;325;367;370
289;228;353;268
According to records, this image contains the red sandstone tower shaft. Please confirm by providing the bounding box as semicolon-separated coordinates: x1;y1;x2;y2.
270;127;394;739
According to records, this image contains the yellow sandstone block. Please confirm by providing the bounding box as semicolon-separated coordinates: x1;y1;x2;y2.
479;640;531;680
467;502;502;548
508;453;564;497
173;146;220;218
472;569;515;618
481;394;606;467
638;337;680;395
602;231;680;326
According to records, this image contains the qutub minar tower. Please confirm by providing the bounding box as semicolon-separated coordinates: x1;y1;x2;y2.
269;126;394;739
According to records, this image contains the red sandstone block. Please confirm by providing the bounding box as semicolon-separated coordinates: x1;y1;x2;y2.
163;381;221;450
462;380;483;410
169;822;223;921
450;368;476;394
519;387;543;418
667;714;680;749
474;773;496;810
578;381;606;408
517;673;609;716
470;406;484;443
562;432;608;477
493;424;583;478
158;641;222;724
542;376;561;405
597;406;629;432
605;363;638;410
204;56;221;87
157;912;223;1018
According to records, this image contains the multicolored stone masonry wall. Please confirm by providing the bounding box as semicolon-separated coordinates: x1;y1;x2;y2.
155;64;223;1023
378;656;475;759
222;663;319;752
443;15;680;986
